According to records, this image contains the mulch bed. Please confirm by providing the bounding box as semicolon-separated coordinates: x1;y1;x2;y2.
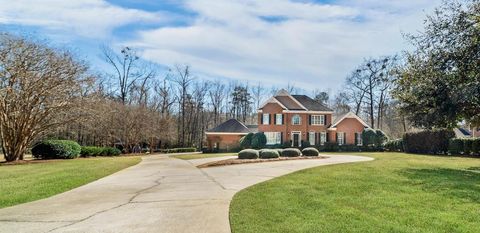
197;155;329;168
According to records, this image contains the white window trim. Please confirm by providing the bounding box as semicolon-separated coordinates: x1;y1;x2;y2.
262;114;269;125
292;114;301;125
357;132;363;146
265;132;281;145
309;132;315;146
275;114;283;125
320;131;327;146
338;132;344;145
311;115;325;126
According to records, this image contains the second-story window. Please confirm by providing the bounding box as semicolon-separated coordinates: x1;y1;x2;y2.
263;114;270;125
275;114;283;125
311;115;325;125
292;114;301;125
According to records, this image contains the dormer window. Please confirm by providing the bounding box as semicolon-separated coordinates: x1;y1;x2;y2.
292;114;301;125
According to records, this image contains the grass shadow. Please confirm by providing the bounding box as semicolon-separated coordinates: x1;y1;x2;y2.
400;167;480;203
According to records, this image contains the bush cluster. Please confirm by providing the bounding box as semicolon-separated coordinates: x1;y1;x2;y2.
259;149;280;159
238;149;259;159
281;148;302;157
449;138;480;156
362;129;388;146
384;139;404;152
32;140;81;159
302;147;319;156
403;129;454;154
161;148;197;153
80;146;121;157
239;133;254;149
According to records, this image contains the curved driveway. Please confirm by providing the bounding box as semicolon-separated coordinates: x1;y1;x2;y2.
0;154;373;233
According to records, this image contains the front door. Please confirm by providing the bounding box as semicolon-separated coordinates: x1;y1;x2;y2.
292;132;300;147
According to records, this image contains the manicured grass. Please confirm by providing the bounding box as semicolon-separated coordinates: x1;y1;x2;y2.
230;152;480;233
0;156;141;209
172;153;236;160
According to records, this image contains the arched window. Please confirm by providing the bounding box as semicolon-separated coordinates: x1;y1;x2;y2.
292;114;301;125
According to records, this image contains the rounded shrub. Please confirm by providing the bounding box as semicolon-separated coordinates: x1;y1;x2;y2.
375;130;389;146
102;147;121;156
302;147;319;156
32;140;81;159
240;133;254;149
464;139;473;155
362;128;377;146
275;148;284;155
251;133;267;149
281;148;301;157
259;149;280;159
238;149;259;159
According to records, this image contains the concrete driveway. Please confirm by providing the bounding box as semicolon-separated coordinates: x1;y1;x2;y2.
0;154;373;233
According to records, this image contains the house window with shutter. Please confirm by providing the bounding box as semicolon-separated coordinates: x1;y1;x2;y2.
356;132;363;146
265;132;281;145
262;114;269;125
320;132;327;145
292;114;301;125
309;132;315;146
338;132;345;145
311;115;325;125
275;114;283;125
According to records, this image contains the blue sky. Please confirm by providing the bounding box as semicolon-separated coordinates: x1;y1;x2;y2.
0;0;442;92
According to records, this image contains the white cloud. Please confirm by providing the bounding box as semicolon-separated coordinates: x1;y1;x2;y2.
0;0;163;38
129;0;442;91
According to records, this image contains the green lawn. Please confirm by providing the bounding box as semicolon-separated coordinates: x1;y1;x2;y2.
0;156;141;209
230;152;480;233
172;153;236;160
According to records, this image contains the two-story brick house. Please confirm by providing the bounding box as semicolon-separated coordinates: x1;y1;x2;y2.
205;89;371;150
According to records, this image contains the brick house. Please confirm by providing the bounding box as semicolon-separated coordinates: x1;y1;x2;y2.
206;89;371;150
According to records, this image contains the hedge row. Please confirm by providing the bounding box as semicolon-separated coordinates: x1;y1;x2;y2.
160;148;197;153
238;147;319;159
403;129;454;154
384;139;404;152
449;138;480;155
80;146;121;157
32;140;82;159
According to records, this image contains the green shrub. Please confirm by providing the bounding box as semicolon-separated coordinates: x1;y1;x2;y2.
384;139;404;152
403;129;454;154
301;140;310;148
362;128;377;146
281;148;301;157
275;148;284;155
80;146;121;157
282;141;292;149
448;139;464;155
464;139;473;155
32;140;81;159
240;133;254;149
302;147;319;156
259;149;280;159
375;130;389;146
472;139;480;155
251;132;267;149
238;149;259;159
318;142;338;152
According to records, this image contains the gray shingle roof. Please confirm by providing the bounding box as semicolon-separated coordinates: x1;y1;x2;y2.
207;119;256;133
274;96;304;110
291;95;333;112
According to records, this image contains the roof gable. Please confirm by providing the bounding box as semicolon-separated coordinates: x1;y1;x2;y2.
207;119;252;134
291;95;333;112
330;112;370;128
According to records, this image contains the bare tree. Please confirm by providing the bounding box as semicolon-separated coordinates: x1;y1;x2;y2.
209;80;226;126
173;65;194;146
0;34;90;161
